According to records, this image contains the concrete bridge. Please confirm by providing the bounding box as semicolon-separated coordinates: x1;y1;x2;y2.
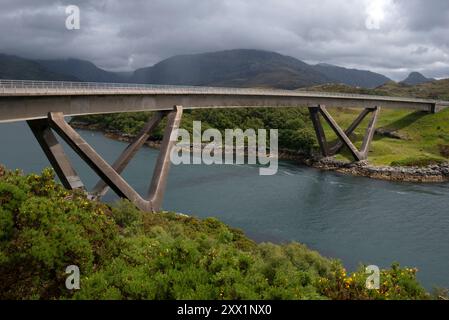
1;79;448;212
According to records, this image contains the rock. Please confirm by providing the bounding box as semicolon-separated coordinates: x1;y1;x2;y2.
375;128;409;140
310;156;449;183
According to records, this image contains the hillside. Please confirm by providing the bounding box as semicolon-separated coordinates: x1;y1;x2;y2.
132;49;391;89
0;50;392;89
313;63;390;88
38;58;125;83
0;54;78;81
306;80;449;101
0;166;431;300
132;49;330;89
378;80;449;100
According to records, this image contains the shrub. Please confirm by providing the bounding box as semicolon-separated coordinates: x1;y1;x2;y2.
0;168;119;299
0;167;432;300
317;263;429;300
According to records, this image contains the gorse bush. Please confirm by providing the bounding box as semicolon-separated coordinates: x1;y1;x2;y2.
0;167;433;300
317;264;427;300
0;168;119;299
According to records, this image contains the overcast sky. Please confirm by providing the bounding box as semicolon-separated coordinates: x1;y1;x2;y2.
1;0;449;80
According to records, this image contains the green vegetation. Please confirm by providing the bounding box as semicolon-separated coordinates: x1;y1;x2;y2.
0;166;435;300
73;108;317;153
305;80;449;100
73;80;449;167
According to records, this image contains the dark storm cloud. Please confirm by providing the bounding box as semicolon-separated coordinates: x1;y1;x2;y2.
0;0;448;80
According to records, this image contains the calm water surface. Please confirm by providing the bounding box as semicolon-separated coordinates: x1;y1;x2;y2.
1;122;449;290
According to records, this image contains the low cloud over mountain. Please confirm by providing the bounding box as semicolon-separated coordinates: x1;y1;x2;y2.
0;49;392;89
0;1;449;81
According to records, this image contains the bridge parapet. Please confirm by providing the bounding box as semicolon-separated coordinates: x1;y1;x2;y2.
0;79;443;104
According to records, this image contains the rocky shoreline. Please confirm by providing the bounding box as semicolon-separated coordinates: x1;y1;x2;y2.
72;121;449;183
309;158;449;183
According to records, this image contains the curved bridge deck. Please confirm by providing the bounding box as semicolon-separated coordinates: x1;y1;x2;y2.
1;80;448;123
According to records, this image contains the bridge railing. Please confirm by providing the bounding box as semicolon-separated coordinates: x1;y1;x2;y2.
0;79;445;106
1;79;307;96
0;79;379;96
0;79;198;91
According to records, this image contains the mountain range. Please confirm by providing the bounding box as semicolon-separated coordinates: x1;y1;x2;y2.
0;49;438;89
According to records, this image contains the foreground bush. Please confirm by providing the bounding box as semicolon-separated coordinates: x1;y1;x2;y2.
0;167;432;300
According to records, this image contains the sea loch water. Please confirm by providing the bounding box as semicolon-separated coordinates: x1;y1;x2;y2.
1;121;449;290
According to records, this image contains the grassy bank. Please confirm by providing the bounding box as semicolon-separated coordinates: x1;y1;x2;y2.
0;166;438;300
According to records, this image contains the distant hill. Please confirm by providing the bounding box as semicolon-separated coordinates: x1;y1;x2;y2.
378;79;449;100
132;49;330;89
401;72;435;86
131;49;393;89
37;58;125;83
305;78;449;101
312;63;390;88
0;54;78;81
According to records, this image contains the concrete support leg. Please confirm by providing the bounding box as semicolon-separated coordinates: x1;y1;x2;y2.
27;118;84;190
327;108;372;155
148;106;183;211
91;111;166;199
308;105;380;161
308;107;329;157
29;106;183;212
360;107;380;156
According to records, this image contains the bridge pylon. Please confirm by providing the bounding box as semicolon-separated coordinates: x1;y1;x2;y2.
27;106;183;213
308;105;380;161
